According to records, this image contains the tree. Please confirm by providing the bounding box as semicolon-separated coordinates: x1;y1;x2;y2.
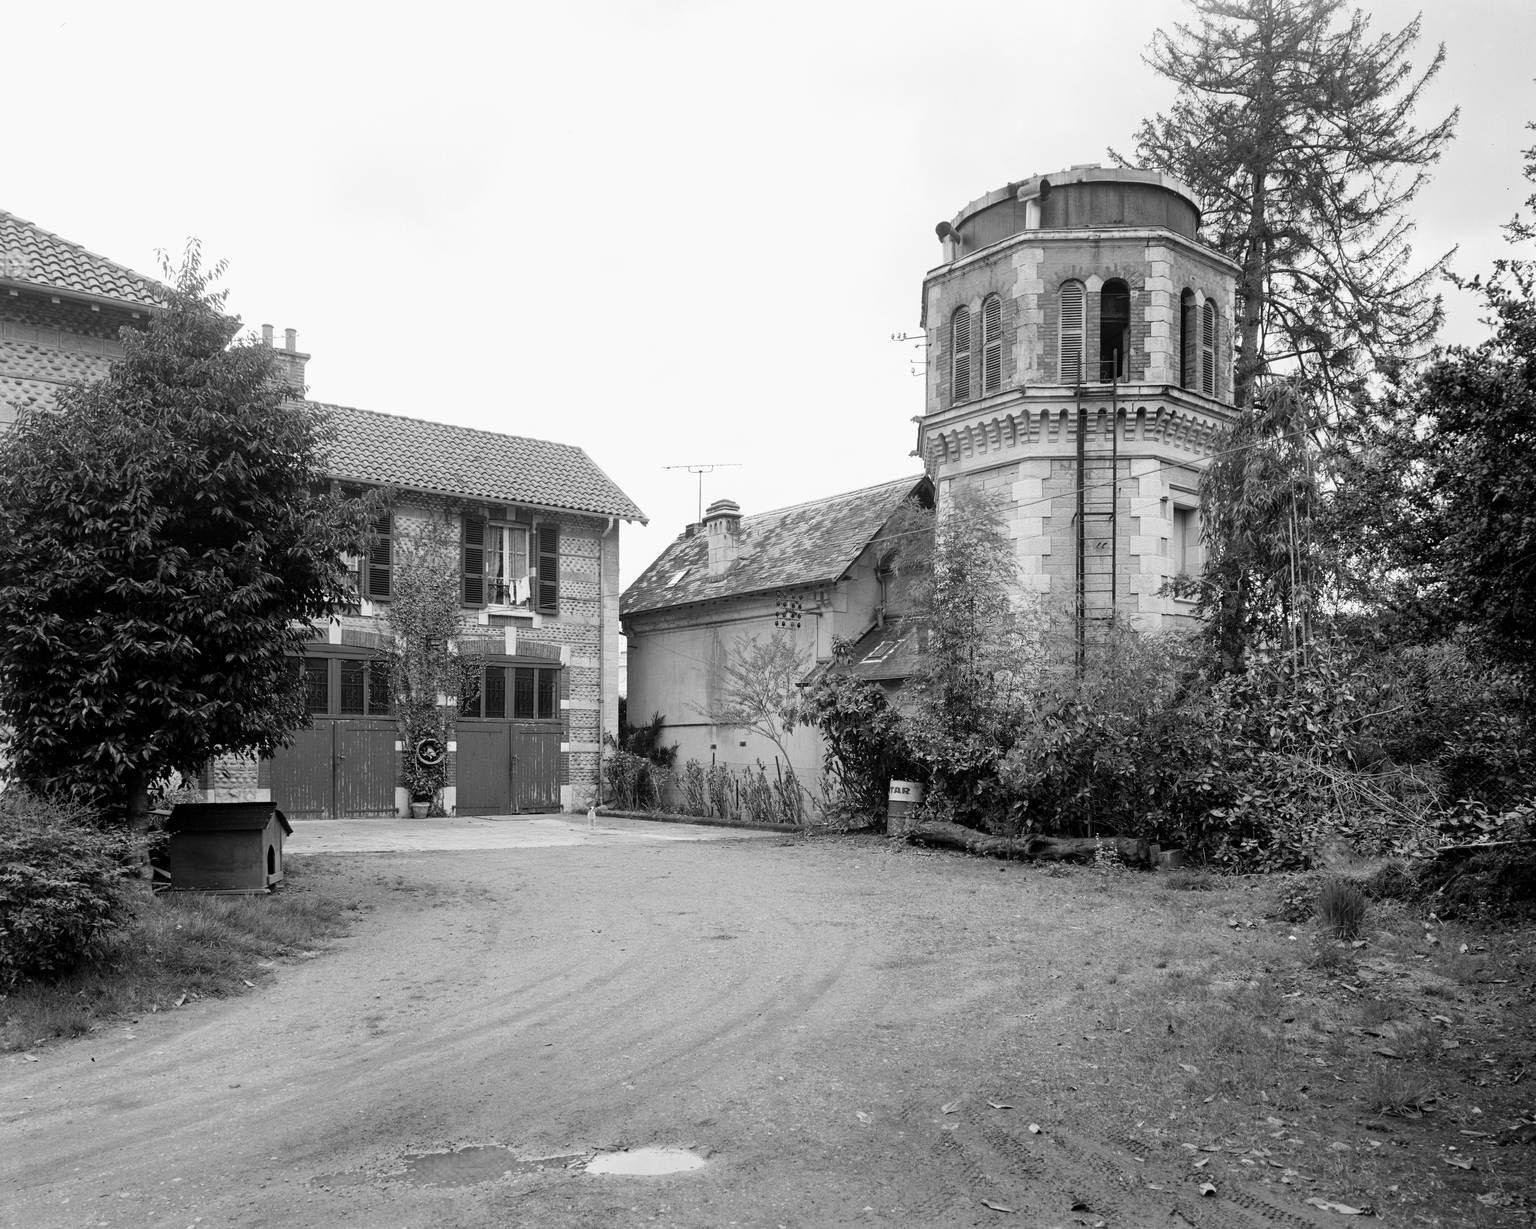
1355;264;1536;683
1122;0;1457;410
0;245;373;824
904;487;1040;826
709;630;809;820
1179;380;1325;671
1332;125;1536;686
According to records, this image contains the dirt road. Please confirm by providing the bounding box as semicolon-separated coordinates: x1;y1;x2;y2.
2;830;1336;1227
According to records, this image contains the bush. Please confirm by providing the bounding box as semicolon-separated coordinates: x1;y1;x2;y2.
0;791;135;988
602;741;665;810
680;759;708;817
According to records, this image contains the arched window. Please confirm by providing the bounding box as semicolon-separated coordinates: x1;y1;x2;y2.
1058;280;1085;385
981;295;1003;394
951;306;972;403
1201;301;1217;396
1099;279;1130;382
1180;289;1196;389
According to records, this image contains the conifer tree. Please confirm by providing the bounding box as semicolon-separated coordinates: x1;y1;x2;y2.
1122;0;1457;409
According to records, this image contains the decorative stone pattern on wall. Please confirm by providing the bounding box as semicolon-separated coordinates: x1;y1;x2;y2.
1;294;140;426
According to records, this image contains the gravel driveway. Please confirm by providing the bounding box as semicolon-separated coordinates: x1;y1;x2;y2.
1;827;1333;1227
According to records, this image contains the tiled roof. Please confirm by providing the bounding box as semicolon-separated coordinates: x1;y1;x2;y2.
0;210;162;309
315;401;646;522
622;475;930;616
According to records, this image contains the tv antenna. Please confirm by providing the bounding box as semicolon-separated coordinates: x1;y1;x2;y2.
664;462;742;521
891;330;926;377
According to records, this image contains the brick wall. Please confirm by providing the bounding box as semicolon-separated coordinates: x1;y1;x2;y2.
0;293;142;427
923;230;1235;399
207;494;621;815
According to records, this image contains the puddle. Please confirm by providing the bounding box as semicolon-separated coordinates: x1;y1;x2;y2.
396;1146;583;1188
585;1147;708;1176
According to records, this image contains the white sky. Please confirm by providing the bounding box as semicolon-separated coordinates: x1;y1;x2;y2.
7;0;1533;587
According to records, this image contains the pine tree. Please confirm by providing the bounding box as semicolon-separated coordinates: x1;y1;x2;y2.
1122;0;1457;410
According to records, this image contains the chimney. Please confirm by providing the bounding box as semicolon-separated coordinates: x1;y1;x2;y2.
703;498;742;576
267;325;310;398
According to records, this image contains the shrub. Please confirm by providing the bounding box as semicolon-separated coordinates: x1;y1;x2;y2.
706;762;733;818
602;741;664;810
0;791;134;988
680;759;708;817
1316;876;1367;939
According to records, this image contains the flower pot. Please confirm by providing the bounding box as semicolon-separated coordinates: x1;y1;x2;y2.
410;801;431;820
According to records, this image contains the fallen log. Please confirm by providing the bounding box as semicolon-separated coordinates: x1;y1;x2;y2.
905;821;1153;866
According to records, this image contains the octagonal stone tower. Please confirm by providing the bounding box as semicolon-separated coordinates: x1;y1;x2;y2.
916;163;1239;638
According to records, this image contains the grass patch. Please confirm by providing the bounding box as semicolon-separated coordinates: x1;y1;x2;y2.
0;858;363;1052
1045;871;1536;1226
1316;877;1367;939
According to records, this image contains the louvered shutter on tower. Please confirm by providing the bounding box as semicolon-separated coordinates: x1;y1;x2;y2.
535;522;560;615
366;511;392;599
1201;302;1216;395
982;295;1002;393
462;514;486;607
951;307;971;403
1060;282;1084;385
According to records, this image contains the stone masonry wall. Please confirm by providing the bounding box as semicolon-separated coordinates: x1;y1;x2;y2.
0;293;142;427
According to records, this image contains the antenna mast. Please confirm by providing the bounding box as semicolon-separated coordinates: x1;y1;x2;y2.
663;462;742;521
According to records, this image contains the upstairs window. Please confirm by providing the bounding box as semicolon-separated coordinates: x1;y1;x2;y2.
463;513;559;614
981;294;1003;394
951;306;972;403
1201;301;1217;395
1099;279;1130;382
1059;280;1085;385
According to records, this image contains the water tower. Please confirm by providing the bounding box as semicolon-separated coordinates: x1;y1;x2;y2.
916;163;1238;642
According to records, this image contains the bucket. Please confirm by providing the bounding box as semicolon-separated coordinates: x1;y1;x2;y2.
887;779;925;826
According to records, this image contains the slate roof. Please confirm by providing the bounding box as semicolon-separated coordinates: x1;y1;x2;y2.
0;210;162;309
622;475;929;616
315;401;646;522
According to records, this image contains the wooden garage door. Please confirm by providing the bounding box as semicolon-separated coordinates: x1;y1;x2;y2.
270;719;398;820
456;722;562;815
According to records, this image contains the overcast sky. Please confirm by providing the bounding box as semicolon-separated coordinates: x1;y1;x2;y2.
8;0;1533;587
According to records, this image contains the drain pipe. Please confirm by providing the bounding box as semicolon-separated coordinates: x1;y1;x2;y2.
596;515;618;810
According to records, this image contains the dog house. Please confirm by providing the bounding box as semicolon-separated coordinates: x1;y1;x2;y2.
166;802;292;893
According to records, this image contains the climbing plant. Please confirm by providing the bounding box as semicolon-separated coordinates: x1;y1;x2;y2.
379;516;462;812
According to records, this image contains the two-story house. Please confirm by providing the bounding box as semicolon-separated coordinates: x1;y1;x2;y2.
2;209;644;816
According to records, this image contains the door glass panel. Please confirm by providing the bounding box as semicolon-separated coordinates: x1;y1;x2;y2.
339;659;365;714
304;659;329;714
513;667;535;718
367;660;392;715
484;665;507;719
536;669;556;719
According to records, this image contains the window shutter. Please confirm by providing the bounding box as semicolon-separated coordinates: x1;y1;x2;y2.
951;307;971;403
1059;281;1084;385
981;295;1003;393
366;511;392;599
1201;302;1216;395
462;514;486;607
535;522;560;614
